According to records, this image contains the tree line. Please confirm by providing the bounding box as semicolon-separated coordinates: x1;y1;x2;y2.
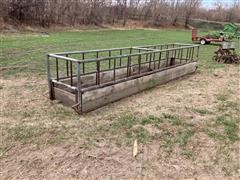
0;0;239;28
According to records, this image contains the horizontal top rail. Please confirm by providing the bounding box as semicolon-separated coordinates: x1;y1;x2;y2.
53;43;190;56
55;47;132;56
48;54;80;62
135;43;193;48
132;47;156;51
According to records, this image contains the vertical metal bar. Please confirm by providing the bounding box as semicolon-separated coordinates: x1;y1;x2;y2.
113;58;116;81
158;51;162;69
47;55;53;100
119;49;122;66
153;52;156;69
77;62;82;109
138;48;141;70
129;48;133;66
96;51;99;83
96;51;99;58
129;54;132;76
138;54;141;74
146;51;148;62
109;50;111;69
188;48;191;60
129;48;132;73
170;45;173;57
70;61;73;86
186;48;189;62
191;47;194;60
177;49;180;60
96;60;100;85
127;56;130;77
166;50;169;67
96;51;99;81
149;52;152;69
197;46;200;58
180;49;183;64
82;53;85;74
56;58;59;81
47;55;51;84
66;55;69;76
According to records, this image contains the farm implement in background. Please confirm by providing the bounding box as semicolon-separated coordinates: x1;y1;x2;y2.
213;41;240;64
192;23;240;45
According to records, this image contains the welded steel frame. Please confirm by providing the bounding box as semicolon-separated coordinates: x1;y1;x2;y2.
46;43;200;111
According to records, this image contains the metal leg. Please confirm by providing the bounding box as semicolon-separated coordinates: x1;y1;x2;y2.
82;53;85;74
77;62;82;111
56;58;59;81
96;61;100;85
138;54;141;74
70;61;73;86
66;55;69;76
47;55;54;100
158;52;162;69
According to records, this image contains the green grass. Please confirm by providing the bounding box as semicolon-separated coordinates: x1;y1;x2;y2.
217;93;229;102
176;129;195;146
203;91;240;143
216;115;239;142
86;115;150;146
162;128;195;151
5;124;69;145
181;150;194;159
162;113;182;126
86;113;196;153
1;28;225;77
140;115;163;125
192;107;213;116
204;113;239;143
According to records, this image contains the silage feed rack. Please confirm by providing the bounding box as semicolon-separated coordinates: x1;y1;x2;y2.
46;43;200;113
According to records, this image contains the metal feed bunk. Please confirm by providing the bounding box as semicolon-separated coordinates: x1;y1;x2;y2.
46;43;200;113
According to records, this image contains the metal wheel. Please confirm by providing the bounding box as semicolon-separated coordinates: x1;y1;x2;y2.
200;39;206;45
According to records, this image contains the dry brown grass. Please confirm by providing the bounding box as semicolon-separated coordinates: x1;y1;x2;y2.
1;65;240;179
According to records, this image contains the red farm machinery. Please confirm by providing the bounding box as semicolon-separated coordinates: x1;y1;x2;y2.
192;23;240;45
192;28;224;45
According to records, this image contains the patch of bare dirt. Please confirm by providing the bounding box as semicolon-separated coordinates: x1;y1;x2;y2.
1;65;240;179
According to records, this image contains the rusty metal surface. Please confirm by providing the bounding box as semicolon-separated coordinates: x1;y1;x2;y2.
213;46;240;64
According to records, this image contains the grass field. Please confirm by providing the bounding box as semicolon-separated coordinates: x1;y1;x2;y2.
1;29;225;76
1;28;239;179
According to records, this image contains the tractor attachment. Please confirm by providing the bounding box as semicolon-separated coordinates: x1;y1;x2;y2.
213;42;240;64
